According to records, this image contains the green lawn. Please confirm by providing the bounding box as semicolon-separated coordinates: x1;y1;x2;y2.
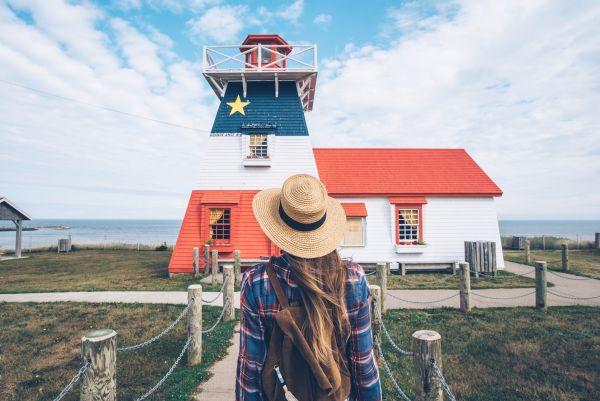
0;302;237;401
379;306;599;401
0;250;230;293
369;270;539;290
505;249;600;278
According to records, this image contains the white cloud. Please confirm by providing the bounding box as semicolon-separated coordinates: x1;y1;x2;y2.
277;0;304;24
187;5;247;44
307;0;600;219
113;0;142;11
0;0;216;218
313;13;332;28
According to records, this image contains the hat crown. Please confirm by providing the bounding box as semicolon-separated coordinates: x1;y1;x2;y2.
280;174;328;224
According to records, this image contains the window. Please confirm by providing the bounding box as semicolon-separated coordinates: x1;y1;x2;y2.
248;134;268;159
209;208;231;241
341;217;365;246
397;208;420;243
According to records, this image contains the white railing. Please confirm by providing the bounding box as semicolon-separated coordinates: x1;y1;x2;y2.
203;44;317;73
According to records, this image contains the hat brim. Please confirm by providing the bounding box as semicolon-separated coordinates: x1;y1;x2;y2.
252;188;347;259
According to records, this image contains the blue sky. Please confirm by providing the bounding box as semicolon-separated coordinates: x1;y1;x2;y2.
1;0;599;219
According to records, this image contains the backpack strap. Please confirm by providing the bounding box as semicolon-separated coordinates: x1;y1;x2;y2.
264;260;290;309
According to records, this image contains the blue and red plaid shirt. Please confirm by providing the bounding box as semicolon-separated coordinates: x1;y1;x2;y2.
235;253;382;401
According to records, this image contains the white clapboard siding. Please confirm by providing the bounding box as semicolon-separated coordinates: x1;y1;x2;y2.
196;136;319;189
337;197;505;269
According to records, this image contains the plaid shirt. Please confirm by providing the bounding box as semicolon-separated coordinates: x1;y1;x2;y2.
235;254;382;401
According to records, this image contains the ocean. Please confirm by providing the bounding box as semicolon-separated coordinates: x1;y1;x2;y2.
0;219;599;250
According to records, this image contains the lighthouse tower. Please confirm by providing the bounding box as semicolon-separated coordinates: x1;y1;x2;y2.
169;34;319;273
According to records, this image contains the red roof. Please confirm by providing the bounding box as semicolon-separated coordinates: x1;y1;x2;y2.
314;148;502;197
201;191;241;204
340;202;368;217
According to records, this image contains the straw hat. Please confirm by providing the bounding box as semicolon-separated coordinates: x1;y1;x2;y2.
252;174;347;259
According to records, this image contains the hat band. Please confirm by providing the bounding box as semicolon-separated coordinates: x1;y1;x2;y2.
278;202;327;232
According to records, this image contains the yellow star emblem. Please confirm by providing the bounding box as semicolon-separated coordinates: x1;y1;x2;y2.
226;95;250;116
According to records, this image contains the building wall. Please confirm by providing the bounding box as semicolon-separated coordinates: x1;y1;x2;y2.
196;135;319;190
336;196;505;269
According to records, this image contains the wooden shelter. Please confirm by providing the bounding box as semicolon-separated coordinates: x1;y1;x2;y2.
0;197;31;258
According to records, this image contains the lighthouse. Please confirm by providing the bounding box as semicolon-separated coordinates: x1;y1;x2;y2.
169;35;320;273
169;34;505;276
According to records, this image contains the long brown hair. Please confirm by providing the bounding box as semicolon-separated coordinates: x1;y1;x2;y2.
285;250;350;369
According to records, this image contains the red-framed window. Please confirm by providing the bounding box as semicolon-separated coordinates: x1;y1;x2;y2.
393;204;425;245
209;208;231;243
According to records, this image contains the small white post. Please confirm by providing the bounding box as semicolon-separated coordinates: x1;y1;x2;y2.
459;262;471;312
188;284;202;365
223;265;235;321
376;263;388;312
369;284;381;340
81;329;117;401
192;247;200;278
211;250;218;286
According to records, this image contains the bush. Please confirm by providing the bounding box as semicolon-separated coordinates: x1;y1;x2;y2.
155;241;169;251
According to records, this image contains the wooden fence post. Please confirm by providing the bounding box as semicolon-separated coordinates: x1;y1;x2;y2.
412;330;443;401
223;265;235;321
535;261;547;309
81;329;117;401
401;263;407;276
369;285;381;340
595;233;600;249
211;250;218;286
376;262;387;312
204;244;210;273
561;244;569;272
192;247;200;278
234;250;242;285
525;239;531;265
187;284;202;365
459;262;471;312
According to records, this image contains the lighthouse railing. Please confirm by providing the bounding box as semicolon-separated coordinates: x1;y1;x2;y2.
203;44;317;73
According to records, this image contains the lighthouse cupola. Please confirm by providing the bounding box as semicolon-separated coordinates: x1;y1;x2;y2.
241;34;292;69
203;34;317;111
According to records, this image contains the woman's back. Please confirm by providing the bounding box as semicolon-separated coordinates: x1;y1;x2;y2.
236;253;382;401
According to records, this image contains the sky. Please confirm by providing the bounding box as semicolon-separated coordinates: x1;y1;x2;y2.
0;0;599;220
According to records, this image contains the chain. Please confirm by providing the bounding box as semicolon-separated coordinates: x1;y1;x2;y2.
202;276;229;303
117;303;191;352
393;275;454;285
374;336;412;401
365;270;377;276
52;360;90;401
431;359;458;401
387;291;459;304
547;290;600;300
132;335;191;401
374;304;413;356
202;300;230;334
546;270;597;281
471;290;536;300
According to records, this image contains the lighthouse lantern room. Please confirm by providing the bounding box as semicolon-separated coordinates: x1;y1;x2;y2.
203;34;317;111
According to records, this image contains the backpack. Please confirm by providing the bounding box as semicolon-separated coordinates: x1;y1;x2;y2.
261;262;352;401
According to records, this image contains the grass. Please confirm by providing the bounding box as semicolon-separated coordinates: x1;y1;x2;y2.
379;306;600;401
369;270;539;290
0;302;237;401
505;249;600;278
0;250;233;293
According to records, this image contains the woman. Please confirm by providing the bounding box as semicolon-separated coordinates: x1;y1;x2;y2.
236;174;382;401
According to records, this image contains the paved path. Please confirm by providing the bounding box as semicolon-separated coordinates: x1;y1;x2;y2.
192;325;240;401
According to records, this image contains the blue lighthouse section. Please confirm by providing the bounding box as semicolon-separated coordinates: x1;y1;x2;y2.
210;81;309;136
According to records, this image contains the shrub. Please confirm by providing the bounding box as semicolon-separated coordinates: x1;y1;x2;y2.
155;241;168;251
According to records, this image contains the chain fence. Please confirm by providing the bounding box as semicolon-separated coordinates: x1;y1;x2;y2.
131;335;192;401
52;361;90;401
50;294;232;401
547;290;600;301
431;359;458;401
374;303;413;356
387;291;460;304
202;276;229;303
117;303;191;352
546;269;599;281
374;336;413;401
471;290;536;300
